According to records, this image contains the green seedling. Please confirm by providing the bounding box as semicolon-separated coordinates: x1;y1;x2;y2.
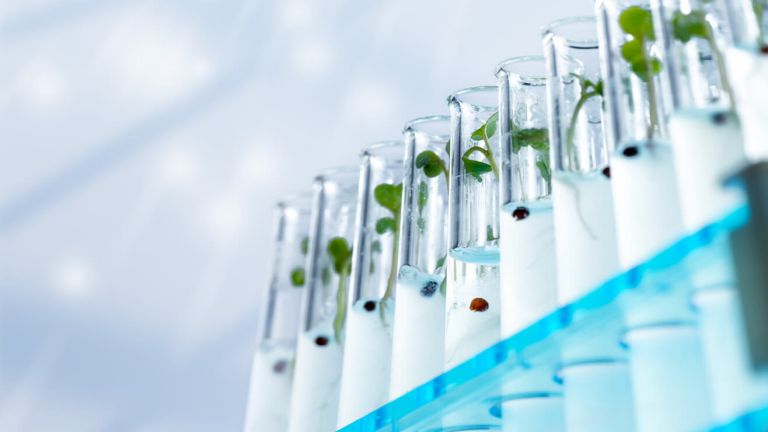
374;183;403;318
416;180;429;232
290;235;310;287
413;136;451;232
328;236;353;343
290;268;305;287
464;112;500;181
671;8;733;102
467;112;550;184
565;75;603;165
415;150;449;182
619;5;662;139
511;126;551;184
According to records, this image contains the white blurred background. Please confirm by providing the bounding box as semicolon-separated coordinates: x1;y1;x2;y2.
0;0;590;430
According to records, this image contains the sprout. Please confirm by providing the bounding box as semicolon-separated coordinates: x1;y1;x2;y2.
618;6;662;140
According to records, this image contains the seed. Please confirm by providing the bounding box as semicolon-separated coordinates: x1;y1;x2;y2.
469;297;489;312
273;360;288;374
363;301;376;311
622;146;639;157
512;207;529;221
314;336;329;346
761;45;768;54
602;166;611;178
421;280;438;297
711;112;727;125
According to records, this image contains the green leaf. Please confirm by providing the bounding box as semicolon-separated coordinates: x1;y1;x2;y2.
463;157;492;181
631;57;662;81
619;6;655;39
621;39;644;64
484;112;499;140
375;217;397;234
512;128;550;153
417;218;426;231
592;79;604;96
328;237;350;259
672;10;709;43
417;181;428;213
445;140;451;155
583;78;603;96
486;225;497;241
536;159;552;183
290;267;305;287
327;237;352;275
300;236;309;255
374;183;403;213
371;239;382;253
755;0;765;18
618;6;663;84
470;112;500;141
415;150;445;178
471;124;486;141
333;256;350;275
435;254;447;271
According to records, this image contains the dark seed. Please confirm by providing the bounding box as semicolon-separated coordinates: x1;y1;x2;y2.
363;301;376;311
420;280;438;297
512;206;530;221
711;112;728;125
761;45;768;54
469;297;489;312
622;146;639;158
602;166;611;179
273;360;288;374
314;336;329;346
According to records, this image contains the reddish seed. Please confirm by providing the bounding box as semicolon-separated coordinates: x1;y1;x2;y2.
512;207;530;221
273;360;288;374
622;146;639;157
761;45;768;54
363;301;376;311
469;297;489;312
602;166;611;178
315;336;329;346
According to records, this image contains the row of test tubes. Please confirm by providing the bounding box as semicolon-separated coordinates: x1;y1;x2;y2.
244;1;768;431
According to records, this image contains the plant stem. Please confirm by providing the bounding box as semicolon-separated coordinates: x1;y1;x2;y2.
380;212;400;322
482;138;500;178
705;25;735;105
643;40;660;143
755;1;766;49
465;146;499;177
380;213;400;304
565;90;600;167
333;269;348;344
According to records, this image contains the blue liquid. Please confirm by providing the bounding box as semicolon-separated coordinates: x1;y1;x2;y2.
449;246;500;266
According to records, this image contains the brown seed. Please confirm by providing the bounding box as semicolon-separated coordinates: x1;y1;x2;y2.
273;360;288;374
761;45;768;54
469;297;489;312
512;206;530;221
314;336;329;346
363;300;376;311
602;166;611;179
